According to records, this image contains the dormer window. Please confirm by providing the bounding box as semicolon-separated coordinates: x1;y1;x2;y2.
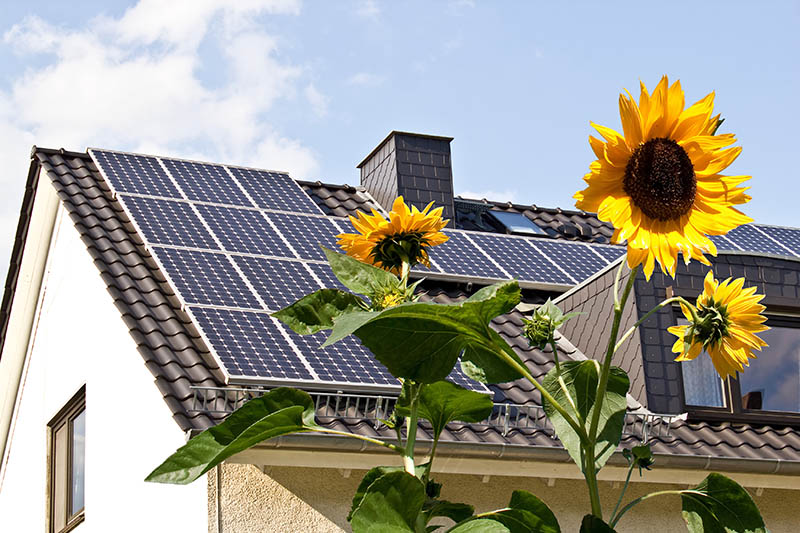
680;314;800;423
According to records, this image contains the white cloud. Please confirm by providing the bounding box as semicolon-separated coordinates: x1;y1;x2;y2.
304;83;329;117
0;0;319;269
355;0;380;18
456;189;518;203
346;72;386;87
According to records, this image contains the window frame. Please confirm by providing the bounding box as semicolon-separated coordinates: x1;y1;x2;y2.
676;307;800;427
47;385;86;533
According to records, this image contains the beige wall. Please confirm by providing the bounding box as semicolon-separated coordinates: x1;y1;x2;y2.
209;463;798;532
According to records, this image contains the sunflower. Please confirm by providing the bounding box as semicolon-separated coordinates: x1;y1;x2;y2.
574;76;753;279
669;271;768;379
337;196;449;274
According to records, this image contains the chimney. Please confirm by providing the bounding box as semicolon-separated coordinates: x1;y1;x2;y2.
357;131;455;219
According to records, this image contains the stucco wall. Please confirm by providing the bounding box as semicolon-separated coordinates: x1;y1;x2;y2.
0;208;207;531
210;463;798;533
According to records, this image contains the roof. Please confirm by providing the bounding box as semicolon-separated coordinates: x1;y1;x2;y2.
2;146;799;474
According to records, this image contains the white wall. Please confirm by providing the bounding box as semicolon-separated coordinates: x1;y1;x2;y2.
0;205;207;532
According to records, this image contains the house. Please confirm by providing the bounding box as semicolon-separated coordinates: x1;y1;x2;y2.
0;131;798;532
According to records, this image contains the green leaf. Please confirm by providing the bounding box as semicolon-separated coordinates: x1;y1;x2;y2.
580;515;617;532
481;490;561;533
324;246;398;295
424;500;475;524
350;465;428;521
541;361;629;472
395;380;493;439
680;473;766;533
146;388;317;484
447;520;511;532
460;329;525;384
350;471;426;533
326;280;522;383
273;288;366;335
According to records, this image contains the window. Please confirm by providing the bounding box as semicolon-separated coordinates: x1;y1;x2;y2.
48;386;85;532
680;314;800;424
485;211;546;236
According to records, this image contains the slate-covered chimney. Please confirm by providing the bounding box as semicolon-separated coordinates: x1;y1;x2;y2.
357;131;455;219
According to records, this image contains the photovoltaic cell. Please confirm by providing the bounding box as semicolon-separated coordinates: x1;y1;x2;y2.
469;233;573;285
589;245;625;264
152;247;260;309
725;225;792;256
228;166;320;213
161;158;251;207
428;231;506;280
191;307;314;380
532;240;607;282
121;196;219;249
196;204;293;257
448;366;490;393
308;263;349;292
91;149;180;198
751;226;800;257
709;234;738;251
288;330;397;386
265;212;341;261
235;256;321;311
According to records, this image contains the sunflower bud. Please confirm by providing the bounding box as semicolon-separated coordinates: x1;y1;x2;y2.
522;300;581;350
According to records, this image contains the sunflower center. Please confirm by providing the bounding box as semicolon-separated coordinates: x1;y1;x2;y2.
623;138;696;221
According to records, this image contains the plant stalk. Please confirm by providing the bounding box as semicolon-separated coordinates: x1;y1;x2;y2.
309;427;403;452
610;490;685;527
403;382;421;476
583;443;603;518
610;462;636;523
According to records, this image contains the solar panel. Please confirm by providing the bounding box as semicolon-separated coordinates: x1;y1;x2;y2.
191;307;315;380
589;245;625;264
152;247;261;309
196;204;293;257
228;166;321;214
289;331;397;386
161;158;252;207
91;149;180;198
708;234;739;252
120;196;219;250
308;263;350;292
469;233;574;285
235;256;321;311
724;225;793;257
752;226;800;257
532;240;608;282
265;212;341;261
428;231;507;280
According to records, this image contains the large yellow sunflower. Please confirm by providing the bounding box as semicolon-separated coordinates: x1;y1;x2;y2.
669;271;768;379
574;76;753;279
337;196;449;273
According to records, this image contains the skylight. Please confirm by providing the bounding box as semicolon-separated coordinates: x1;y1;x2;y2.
486;210;546;236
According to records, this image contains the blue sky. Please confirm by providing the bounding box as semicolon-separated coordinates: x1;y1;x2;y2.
0;1;798;269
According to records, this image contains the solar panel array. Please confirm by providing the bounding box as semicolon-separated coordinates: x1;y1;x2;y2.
709;224;800;259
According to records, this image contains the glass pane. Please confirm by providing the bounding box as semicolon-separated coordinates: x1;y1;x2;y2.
739;325;800;412
681;352;725;407
71;409;86;516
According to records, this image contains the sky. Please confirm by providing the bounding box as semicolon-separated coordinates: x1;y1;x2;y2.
0;0;798;271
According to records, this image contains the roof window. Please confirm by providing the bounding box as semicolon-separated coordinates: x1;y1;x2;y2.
486;210;546;236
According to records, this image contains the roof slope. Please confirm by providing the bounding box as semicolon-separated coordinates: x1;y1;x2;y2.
1;147;798;472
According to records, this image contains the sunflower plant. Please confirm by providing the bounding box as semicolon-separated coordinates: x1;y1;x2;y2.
146;79;770;532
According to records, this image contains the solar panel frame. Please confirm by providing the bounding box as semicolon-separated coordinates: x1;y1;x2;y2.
531;239;609;282
468;232;574;285
161;158;253;207
265;212;342;261
119;195;220;250
725;224;795;257
235;256;323;311
428;230;507;280
756;225;800;257
90;149;181;198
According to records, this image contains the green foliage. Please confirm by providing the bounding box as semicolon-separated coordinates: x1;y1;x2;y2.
447;520;510;532
680;474;766;533
580;515;617;532
272;288;366;335
480;490;561;533
395;380;494;439
145;388;317;484
522;299;582;350
350;471;426;532
325;281;523;383
424;501;475;525
349;466;429;522
541;361;629;472
324;246;399;295
623;443;655;476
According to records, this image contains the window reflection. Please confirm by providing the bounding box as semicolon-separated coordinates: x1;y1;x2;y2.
71;409;86;515
681;352;725;407
739;324;800;413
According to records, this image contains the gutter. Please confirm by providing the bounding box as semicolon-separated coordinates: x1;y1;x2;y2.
223;432;800;490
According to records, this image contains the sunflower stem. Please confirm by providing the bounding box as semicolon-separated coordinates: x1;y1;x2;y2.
612;257;626;308
614;296;696;353
403;381;421;476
